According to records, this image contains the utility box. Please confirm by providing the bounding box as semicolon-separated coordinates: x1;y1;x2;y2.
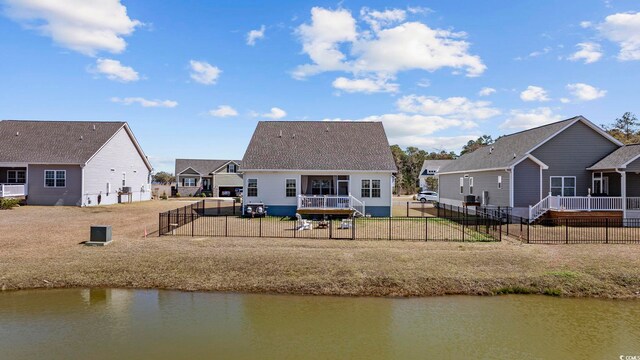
86;225;112;246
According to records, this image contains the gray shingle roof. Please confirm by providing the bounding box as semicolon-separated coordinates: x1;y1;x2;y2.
0;120;127;164
439;117;582;173
175;159;241;175
588;144;640;170
420;160;454;176
242;121;397;171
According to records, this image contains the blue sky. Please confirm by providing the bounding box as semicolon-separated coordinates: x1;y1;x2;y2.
1;0;639;172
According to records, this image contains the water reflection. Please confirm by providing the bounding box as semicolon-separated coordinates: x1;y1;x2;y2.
0;289;639;360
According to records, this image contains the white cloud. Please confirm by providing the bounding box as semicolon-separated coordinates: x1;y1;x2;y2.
209;105;238;117
246;25;265;46
111;97;177;108
262;107;287;119
598;12;640;61
416;78;431;88
293;7;485;86
396;95;501;120
3;0;141;56
324;113;476;137
332;76;398;93
568;42;603;64
560;98;571;104
580;21;593;28
566;83;606;101
520;86;550;102
93;58;139;82
500;108;563;130
387;134;478;151
189;60;221;85
528;47;552;57
360;7;406;32
478;87;496;96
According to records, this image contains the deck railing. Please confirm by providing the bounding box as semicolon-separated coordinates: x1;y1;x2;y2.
0;184;26;197
529;195;640;221
297;195;365;216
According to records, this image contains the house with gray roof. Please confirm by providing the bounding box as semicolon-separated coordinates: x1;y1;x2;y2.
437;116;640;220
0;120;153;206
241;121;397;217
174;159;242;197
419;160;454;190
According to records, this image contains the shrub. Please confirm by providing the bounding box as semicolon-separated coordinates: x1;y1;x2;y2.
175;193;181;198
199;193;206;198
188;193;193;197
0;198;20;210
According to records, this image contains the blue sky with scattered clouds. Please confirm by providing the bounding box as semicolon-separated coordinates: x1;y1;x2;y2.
1;0;639;171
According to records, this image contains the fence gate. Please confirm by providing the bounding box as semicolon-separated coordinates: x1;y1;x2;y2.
329;218;354;240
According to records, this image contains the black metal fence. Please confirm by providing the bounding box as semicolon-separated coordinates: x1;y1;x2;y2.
159;207;502;242
519;217;640;244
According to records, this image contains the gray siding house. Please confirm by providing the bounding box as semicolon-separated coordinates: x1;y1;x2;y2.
241;121;397;217
174;159;242;197
437;116;640;220
0;120;153;206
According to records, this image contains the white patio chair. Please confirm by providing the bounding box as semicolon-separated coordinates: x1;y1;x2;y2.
296;213;312;231
339;218;352;229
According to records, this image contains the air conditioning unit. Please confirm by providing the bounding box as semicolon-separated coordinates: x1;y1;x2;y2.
122;186;132;193
482;191;490;206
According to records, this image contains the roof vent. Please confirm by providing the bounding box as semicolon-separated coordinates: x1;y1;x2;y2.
326;127;329;132
278;130;282;138
80;136;84;140
489;147;494;154
93;124;96;131
15;131;19;136
292;133;296;139
513;153;517;159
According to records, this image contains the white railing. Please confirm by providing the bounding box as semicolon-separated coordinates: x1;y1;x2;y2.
297;195;366;216
627;197;640;210
0;184;26;197
529;195;551;222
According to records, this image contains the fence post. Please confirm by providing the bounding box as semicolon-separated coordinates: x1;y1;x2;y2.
499;219;502;241
425;217;428;241
605;218;609;244
225;215;228;237
462;216;465;242
259;216;262;237
527;219;530;244
352;217;356;240
191;209;195;237
217;200;221;215
565;218;569;244
158;213;162;237
406;202;409;217
329;218;333;239
388;216;392;240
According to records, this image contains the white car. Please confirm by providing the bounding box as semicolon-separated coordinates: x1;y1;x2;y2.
416;191;438;203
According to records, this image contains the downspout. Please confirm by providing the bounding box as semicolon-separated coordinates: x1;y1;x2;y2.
506;167;514;208
81;164;86;207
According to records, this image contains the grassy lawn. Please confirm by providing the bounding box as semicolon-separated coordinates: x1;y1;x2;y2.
1;200;640;298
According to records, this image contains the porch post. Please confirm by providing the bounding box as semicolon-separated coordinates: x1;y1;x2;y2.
621;170;627;218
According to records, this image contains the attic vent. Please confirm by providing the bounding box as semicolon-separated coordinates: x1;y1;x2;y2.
278;130;282;138
93;125;96;131
489;147;494;154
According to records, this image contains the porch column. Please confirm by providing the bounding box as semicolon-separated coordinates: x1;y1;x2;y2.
621;170;627;218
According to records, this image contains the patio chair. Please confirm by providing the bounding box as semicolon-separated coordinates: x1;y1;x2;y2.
296;213;312;231
339;218;352;229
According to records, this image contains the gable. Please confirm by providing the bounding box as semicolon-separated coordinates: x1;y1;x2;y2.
179;167;200;175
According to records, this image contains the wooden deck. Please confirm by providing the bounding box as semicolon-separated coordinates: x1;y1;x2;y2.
296;208;355;216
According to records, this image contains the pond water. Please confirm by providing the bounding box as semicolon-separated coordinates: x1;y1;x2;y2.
1;289;639;359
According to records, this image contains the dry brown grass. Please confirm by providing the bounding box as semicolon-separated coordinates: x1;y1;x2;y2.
1;200;640;298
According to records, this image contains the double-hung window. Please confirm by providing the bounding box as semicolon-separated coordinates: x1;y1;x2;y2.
361;179;381;198
550;176;576;196
247;179;258;197
44;170;66;188
285;179;296;197
227;163;237;173
7;170;25;184
459;177;464;194
469;177;474;194
183;178;196;187
498;175;502;189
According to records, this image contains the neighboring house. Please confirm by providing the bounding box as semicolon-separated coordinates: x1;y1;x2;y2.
174;159;242;197
240;121;397;217
0;120;153;206
419;160;454;190
436;116;640;220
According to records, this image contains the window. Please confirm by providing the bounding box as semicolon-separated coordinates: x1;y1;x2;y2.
285;179;296;197
371;179;381;198
7;170;25;184
469;177;474;195
183;178;196;187
361;179;371;197
227;163;237;173
312;179;331;195
44;170;66;188
122;172;126;187
460;177;464;194
361;179;381;198
550;176;576;196
498;176;502;189
247;179;258;197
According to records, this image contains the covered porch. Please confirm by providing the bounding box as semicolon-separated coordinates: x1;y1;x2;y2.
0;164;27;198
296;175;365;216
